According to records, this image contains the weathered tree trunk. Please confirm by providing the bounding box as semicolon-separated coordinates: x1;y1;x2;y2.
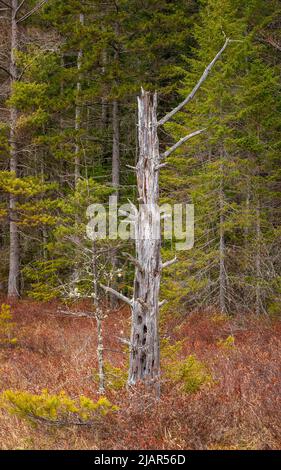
8;0;20;298
128;90;161;387
101;39;231;392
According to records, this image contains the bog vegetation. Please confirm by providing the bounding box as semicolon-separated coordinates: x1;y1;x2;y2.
0;0;280;450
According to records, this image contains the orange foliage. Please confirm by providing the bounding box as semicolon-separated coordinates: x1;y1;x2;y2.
0;298;280;450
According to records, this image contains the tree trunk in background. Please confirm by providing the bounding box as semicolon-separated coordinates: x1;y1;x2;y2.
74;13;84;186
101;47;107;163
110;99;120;308
111;32;120;307
219;163;226;313
255;198;261;315
72;13;84;284
128;90;161;390
112;20;120;193
112;99;120;192
8;0;19;298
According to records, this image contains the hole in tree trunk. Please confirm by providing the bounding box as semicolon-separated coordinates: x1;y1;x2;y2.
141;353;146;373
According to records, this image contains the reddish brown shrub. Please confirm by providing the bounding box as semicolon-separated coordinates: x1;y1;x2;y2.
0;298;280;449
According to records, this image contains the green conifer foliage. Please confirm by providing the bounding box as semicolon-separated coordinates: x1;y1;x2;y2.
161;0;281;315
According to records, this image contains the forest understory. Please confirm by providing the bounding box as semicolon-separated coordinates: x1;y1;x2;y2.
0;299;280;451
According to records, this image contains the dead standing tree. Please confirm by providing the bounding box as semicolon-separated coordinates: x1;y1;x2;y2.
102;38;231;389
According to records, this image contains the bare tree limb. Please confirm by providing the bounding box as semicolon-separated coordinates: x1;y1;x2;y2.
57;309;94;318
119;209;136;220
162;257;177;269
260;35;281;51
159;300;167;308
100;283;132;306
161;129;206;159
122;251;143;273
157;38;231;126
16;0;26;14
116;336;131;346
161;213;171;220
155;162;168;170
126;164;137;171
0;65;14;78
16;0;48;23
0;0;12;9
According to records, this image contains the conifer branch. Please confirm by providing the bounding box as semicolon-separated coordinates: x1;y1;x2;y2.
126;164;137;171
16;0;26;14
162;257;177;269
100;284;133;306
122;252;143;273
260;34;281;51
158;38;231;126
155;162;168;170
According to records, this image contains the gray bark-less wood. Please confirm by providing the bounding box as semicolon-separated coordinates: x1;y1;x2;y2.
128;90;161;386
102;38;231;389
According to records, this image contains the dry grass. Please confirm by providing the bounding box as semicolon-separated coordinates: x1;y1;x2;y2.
0;298;280;450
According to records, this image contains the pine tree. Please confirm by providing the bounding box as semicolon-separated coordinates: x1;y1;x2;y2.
161;0;281;315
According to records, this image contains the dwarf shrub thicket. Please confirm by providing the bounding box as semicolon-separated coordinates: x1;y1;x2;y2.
0;304;17;346
0;389;118;426
217;335;235;350
93;361;127;392
162;339;212;393
175;355;213;393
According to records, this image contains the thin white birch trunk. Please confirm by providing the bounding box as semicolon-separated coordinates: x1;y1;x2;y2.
8;0;19;298
219;165;226;313
255;198;261;315
93;250;105;394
